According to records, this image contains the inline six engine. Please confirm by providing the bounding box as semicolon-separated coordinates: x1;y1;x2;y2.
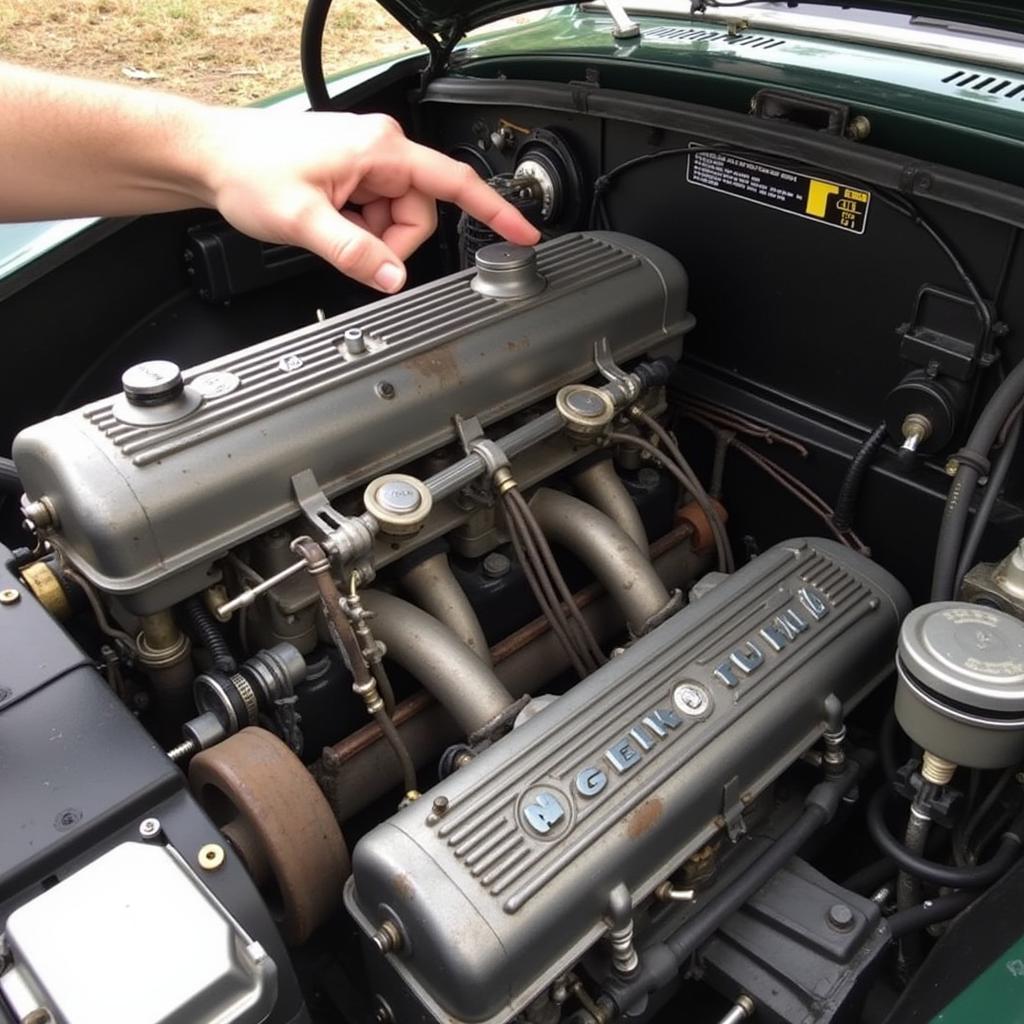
4;232;913;1024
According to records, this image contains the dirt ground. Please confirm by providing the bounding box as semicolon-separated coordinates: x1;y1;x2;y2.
0;0;415;104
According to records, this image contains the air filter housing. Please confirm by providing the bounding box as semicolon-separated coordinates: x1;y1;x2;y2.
896;602;1024;768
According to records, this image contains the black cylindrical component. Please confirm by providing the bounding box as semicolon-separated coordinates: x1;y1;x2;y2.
182;596;236;673
884;370;968;457
634;356;677;390
886;891;975;940
866;786;1022;889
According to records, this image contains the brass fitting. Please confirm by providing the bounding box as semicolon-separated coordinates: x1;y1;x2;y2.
20;561;71;620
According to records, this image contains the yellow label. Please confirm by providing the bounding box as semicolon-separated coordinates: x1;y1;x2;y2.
806;180;840;218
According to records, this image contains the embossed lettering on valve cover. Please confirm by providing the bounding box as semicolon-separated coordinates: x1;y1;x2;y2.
712;586;828;689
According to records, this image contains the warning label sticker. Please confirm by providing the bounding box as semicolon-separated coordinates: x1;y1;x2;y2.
686;150;870;234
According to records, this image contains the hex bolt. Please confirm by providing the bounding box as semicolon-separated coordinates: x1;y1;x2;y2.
827;903;855;931
21;1010;52;1024
432;795;449;817
0;588;20;606
482;552;511;578
138;817;162;839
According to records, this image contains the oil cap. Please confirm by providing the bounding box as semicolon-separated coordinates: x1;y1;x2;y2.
895;602;1024;768
113;360;202;426
471;243;546;300
122;361;185;405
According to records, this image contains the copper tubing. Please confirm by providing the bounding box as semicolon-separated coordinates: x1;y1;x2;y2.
359;590;515;737
400;551;492;666
528;487;673;636
319;525;708;820
570;458;649;557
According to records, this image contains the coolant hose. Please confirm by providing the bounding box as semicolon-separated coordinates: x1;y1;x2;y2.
933;357;1024;600
182;597;237;673
0;457;21;495
606;762;861;1015
867;786;1023;888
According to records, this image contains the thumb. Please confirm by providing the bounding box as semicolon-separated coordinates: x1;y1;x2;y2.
300;197;407;293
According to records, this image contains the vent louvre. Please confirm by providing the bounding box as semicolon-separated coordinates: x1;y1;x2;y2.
643;24;787;50
942;67;1024;101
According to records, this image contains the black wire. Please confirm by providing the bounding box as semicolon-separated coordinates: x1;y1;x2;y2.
832;423;888;535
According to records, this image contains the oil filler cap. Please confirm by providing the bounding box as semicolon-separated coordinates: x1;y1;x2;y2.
471;243;546;300
113;360;203;426
895;602;1024;769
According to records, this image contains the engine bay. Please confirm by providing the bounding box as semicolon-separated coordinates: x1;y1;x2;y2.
3;29;1024;1024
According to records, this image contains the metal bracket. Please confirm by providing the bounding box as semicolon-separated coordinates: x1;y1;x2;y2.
722;775;747;842
291;469;377;564
594;337;640;405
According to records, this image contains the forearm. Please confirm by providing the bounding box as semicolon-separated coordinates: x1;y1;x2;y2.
0;62;219;221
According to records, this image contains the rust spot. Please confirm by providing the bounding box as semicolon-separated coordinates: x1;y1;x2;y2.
627;797;664;838
407;347;462;389
505;337;529;353
393;872;415;900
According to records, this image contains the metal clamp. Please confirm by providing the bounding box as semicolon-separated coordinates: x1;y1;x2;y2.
292;469;378;561
594;337;640;405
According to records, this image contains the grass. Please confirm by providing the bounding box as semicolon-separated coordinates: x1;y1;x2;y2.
0;0;415;105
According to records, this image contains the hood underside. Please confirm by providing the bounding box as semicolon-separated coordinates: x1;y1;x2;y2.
378;1;1024;48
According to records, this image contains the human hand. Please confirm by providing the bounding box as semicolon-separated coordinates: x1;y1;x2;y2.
199;108;540;293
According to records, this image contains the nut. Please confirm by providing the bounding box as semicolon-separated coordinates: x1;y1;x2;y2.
198;843;226;871
0;588;20;606
138;817;161;839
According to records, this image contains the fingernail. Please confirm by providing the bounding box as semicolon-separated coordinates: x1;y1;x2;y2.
374;262;404;293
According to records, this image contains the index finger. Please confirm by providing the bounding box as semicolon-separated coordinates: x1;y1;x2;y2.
403;139;541;246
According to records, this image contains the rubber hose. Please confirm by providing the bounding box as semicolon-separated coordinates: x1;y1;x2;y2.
933;357;1024;601
0;457;21;495
833;423;887;534
955;410;1022;584
182;597;237;673
300;0;333;110
886;891;975;940
867;786;1022;889
606;763;861;1014
842;857;896;896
